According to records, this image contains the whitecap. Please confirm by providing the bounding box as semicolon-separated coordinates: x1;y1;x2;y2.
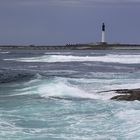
0;51;9;54
4;54;140;64
36;77;118;100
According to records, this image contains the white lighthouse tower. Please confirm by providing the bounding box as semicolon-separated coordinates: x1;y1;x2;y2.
101;23;105;43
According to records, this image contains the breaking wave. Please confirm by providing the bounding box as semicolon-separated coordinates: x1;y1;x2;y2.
0;51;9;54
1;71;140;100
3;75;126;100
37;77;98;100
5;54;140;64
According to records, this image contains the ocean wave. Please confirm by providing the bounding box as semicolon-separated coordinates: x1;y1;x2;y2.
36;77;117;100
115;109;140;139
0;70;35;83
4;54;140;64
0;74;113;100
1;72;140;100
0;51;9;54
38;79;97;100
45;52;72;55
105;82;140;90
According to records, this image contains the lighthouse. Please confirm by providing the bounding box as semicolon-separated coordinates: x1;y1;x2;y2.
101;23;105;43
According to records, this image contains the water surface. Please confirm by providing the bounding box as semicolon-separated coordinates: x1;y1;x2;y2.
0;49;140;139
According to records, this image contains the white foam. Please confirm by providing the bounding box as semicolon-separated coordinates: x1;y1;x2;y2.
5;73;140;100
115;109;140;139
10;75;140;100
36;77;118;100
38;79;95;99
45;52;72;55
116;109;140;121
5;54;140;64
0;51;9;54
105;81;140;90
37;77;96;99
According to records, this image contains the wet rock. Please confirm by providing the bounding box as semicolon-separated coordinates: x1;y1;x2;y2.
110;89;140;101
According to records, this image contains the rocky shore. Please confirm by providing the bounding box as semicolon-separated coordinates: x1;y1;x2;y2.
110;89;140;101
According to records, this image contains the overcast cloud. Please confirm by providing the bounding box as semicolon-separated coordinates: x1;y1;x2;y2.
2;0;140;7
20;0;140;7
0;0;140;45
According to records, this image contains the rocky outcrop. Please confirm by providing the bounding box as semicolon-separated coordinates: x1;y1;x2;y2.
110;89;140;101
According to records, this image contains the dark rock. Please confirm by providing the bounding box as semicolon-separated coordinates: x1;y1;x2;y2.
110;89;140;101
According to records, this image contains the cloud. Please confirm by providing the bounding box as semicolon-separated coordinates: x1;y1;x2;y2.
33;0;140;7
56;0;140;5
2;0;140;8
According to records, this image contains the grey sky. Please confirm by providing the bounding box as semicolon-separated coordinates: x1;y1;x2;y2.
0;0;140;45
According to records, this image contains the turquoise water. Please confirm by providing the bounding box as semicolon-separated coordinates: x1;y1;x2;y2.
1;50;140;139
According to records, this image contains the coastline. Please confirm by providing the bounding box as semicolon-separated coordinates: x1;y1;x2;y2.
1;43;140;50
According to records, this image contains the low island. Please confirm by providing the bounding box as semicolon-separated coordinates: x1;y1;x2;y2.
1;43;140;50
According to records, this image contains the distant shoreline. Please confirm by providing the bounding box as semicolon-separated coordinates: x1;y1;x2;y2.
1;43;140;50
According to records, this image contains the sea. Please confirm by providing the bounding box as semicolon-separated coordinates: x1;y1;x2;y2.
1;49;140;140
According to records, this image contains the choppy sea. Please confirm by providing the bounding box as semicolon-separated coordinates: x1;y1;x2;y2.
1;49;140;140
